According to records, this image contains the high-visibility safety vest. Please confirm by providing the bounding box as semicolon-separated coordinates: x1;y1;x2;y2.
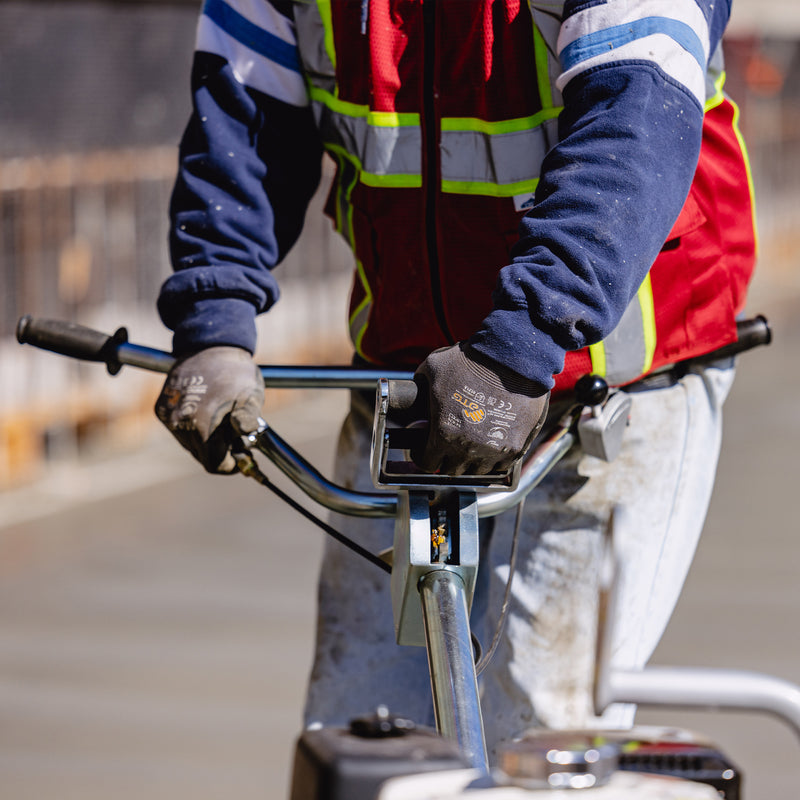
293;1;756;394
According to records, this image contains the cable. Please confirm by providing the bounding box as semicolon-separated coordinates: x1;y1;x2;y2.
236;448;527;662
475;497;526;676
235;452;392;575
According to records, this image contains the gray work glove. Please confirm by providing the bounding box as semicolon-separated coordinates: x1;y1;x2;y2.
414;344;549;476
155;346;264;474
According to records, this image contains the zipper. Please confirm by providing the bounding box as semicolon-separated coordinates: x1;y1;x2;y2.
422;0;456;344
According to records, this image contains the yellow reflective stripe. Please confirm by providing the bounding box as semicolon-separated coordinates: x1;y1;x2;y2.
329;148;359;240
309;86;420;127
328;151;345;234
349;263;373;355
369;110;420;128
637;272;657;374
315;0;337;73
533;23;555;110
589;274;657;381
728;92;760;257
588;340;607;378
324;139;421;189
328;142;373;355
441;108;560;135
704;71;759;255
442;177;539;197
360;172;422;188
704;70;725;112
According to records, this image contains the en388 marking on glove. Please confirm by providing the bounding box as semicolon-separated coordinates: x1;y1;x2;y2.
414;344;549;476
155;346;264;474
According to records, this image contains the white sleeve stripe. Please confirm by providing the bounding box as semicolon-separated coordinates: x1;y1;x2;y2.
558;0;710;62
555;33;706;105
197;15;309;107
223;0;296;43
201;0;298;56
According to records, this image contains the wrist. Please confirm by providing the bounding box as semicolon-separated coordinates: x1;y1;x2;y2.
168;297;258;357
461;343;546;398
467;306;561;395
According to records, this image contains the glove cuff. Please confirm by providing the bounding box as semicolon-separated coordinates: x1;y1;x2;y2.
461;343;545;398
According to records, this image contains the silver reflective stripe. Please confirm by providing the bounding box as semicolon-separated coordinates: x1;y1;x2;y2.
440;125;550;187
706;43;725;103
333;155;358;238
599;296;649;385
541;115;560;154
529;1;565;110
312;102;422;179
294;0;337;95
349;293;372;348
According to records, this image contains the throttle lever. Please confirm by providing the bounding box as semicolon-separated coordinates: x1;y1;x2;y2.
371;379;521;490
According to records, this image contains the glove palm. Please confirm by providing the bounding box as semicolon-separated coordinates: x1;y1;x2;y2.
155;346;264;473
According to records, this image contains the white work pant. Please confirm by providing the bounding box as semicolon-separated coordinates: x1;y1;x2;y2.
303;363;735;755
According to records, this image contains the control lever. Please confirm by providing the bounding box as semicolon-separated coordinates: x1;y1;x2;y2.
574;375;632;463
371;378;522;490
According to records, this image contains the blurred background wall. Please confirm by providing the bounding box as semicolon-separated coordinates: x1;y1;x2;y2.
0;0;353;488
0;0;798;488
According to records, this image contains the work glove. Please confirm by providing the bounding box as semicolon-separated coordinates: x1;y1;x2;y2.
155;346;264;474
413;344;549;476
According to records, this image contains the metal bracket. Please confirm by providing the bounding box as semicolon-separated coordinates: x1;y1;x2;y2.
577;390;632;463
391;489;479;646
371;379;520;490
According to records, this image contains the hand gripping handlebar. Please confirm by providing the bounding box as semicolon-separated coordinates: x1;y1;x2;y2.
16;312;773;519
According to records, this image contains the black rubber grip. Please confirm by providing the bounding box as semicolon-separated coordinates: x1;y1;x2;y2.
384;379;429;454
731;315;772;354
16;315;127;373
686;316;772;366
386;378;430;425
386;379;420;411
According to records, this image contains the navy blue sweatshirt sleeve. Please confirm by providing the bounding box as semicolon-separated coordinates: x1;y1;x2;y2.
158;0;322;356
469;0;732;393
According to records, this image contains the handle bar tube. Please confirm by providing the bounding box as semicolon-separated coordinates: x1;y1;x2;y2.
246;425;398;518
420;569;489;772
246;420;577;521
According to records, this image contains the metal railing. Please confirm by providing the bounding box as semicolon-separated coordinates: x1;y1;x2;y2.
0;150;353;486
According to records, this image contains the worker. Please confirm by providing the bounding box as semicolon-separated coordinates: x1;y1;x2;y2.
155;0;756;751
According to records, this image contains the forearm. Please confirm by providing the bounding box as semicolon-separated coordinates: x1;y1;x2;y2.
470;0;732;389
159;1;323;356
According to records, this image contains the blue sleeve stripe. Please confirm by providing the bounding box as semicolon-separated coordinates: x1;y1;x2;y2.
560;16;706;73
202;0;301;74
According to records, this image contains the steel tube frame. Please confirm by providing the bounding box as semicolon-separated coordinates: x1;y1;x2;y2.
115;342;414;387
419;569;489;773
249;424;398;518
248;417;576;521
607;666;800;740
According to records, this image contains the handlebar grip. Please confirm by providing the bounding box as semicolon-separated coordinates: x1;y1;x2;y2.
383;379;429;454
733;314;772;352
385;378;429;424
386;378;420;411
691;315;773;364
16;315;127;374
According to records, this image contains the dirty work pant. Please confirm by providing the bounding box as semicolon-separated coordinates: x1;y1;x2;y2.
303;363;735;754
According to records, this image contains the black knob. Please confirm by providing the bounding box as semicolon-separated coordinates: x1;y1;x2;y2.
575;374;609;407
